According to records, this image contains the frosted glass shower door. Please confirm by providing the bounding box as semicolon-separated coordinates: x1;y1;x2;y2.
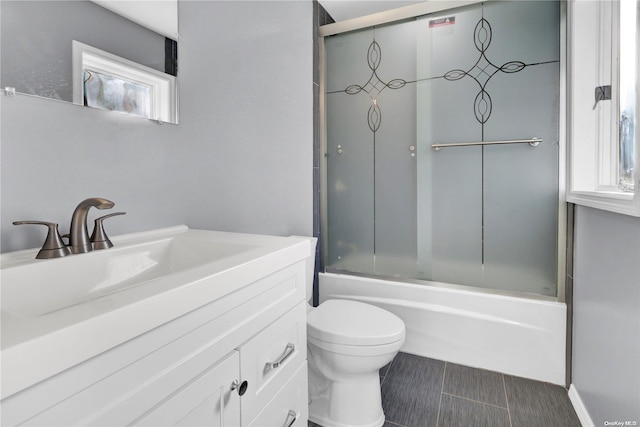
325;21;419;277
481;2;560;295
324;1;561;297
417;2;560;295
416;5;485;286
325;28;376;274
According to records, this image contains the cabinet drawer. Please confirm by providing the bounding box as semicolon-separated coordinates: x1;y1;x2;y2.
239;302;307;426
248;362;308;427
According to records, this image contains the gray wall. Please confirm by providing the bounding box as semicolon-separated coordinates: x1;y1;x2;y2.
1;0;313;253
572;206;640;424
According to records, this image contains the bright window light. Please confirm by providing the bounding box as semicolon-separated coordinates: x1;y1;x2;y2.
619;0;637;192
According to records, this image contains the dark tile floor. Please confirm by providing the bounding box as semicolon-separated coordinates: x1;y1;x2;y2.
309;352;582;427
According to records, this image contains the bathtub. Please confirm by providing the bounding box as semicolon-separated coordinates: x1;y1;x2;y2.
319;272;566;385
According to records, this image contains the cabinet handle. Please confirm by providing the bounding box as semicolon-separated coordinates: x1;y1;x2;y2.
265;343;295;369
285;410;297;427
230;379;248;396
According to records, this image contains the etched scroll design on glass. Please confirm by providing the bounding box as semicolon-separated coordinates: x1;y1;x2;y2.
442;18;557;131
339;40;407;132
329;16;559;136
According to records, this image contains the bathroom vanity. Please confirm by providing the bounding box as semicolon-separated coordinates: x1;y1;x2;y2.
0;226;313;426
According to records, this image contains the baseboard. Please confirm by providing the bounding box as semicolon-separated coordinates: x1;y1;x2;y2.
569;384;594;427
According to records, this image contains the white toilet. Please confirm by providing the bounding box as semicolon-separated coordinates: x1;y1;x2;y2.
305;256;406;426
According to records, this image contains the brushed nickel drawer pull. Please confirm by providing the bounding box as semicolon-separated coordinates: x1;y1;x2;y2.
285;409;297;427
265;343;295;369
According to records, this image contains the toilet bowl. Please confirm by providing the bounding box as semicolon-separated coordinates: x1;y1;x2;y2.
307;299;405;427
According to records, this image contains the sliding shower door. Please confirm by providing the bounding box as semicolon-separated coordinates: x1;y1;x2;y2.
326;21;419;278
324;1;560;296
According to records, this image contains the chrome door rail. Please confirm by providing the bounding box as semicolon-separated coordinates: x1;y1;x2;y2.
431;137;542;151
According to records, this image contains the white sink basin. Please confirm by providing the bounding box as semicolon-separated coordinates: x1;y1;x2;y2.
2;231;256;318
0;225;314;399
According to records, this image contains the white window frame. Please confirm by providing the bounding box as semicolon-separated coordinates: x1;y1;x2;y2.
72;40;177;123
567;0;640;216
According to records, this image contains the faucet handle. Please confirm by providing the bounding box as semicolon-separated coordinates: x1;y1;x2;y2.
13;221;71;259
90;212;126;250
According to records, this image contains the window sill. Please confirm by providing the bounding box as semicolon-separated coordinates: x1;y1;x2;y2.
567;190;640;216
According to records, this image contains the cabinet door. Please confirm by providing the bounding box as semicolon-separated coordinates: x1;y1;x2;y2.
134;351;240;427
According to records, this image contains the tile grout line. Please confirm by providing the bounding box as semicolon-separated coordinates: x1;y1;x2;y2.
380;355;410;427
435;362;448;427
376;353;579;427
502;374;513;427
380;355;396;388
440;392;509;410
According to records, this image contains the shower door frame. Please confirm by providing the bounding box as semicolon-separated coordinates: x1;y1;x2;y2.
319;0;568;302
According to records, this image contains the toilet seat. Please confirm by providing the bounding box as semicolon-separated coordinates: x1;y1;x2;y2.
308;334;404;356
307;299;405;347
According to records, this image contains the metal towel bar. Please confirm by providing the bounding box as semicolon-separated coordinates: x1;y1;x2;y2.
431;137;542;151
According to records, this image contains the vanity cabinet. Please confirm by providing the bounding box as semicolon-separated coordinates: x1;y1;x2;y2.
0;260;308;427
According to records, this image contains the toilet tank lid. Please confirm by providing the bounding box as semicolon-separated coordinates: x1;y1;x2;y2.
307;299;405;346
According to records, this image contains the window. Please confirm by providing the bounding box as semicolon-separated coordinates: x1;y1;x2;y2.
72;41;177;123
568;0;639;216
619;0;637;192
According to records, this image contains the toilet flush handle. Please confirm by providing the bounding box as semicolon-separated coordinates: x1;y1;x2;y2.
265;343;295;369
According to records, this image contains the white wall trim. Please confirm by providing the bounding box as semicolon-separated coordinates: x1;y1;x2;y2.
72;40;177;123
569;384;595;427
566;0;640;217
